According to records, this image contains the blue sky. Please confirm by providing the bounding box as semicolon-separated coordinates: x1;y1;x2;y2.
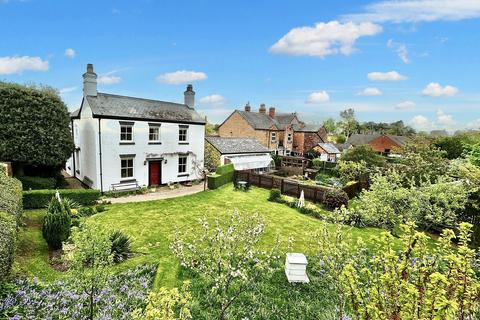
1;0;479;131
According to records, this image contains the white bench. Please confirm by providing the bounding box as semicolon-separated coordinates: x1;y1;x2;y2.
111;180;140;193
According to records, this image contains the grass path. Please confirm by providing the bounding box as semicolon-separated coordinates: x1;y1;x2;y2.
14;185;383;288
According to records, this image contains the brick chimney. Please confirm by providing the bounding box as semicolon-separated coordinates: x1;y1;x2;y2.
184;84;195;108
269;106;275;118
244;102;251;112
83;63;97;97
259;103;266;114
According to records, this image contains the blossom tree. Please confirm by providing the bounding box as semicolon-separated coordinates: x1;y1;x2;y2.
171;211;278;320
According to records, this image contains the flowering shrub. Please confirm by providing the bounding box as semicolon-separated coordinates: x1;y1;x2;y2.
0;264;157;319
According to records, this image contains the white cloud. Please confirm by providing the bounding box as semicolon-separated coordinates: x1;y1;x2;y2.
199;94;225;105
396;100;416;109
59;86;78;94
422;82;458;97
411;115;431;130
386;39;409;64
436;109;456;127
410;110;457;131
157;70;207;85
344;0;480;23
367;71;407;81
466;118;480;130
97;75;121;85
270;20;382;58
64;48;75;58
357;87;382;96
0;56;49;74
306;91;330;104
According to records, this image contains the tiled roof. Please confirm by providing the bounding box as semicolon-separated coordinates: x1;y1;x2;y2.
346;133;409;146
205;136;270;154
318;143;341;154
237;111;276;129
236;110;322;132
81;93;206;124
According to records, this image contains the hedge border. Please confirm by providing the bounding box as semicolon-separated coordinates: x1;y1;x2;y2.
23;189;101;209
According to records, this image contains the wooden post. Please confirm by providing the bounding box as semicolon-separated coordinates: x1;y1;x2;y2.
297;184;300;197
259;175;262;187
281;179;284;194
314;188;317;203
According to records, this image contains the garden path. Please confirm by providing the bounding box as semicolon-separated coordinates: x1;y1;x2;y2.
106;183;206;204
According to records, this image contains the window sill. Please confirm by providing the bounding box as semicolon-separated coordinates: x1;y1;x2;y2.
177;173;189;177
178;142;189;145
148;142;162;145
120;142;135;145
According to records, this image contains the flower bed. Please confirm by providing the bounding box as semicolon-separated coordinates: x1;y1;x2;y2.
0;264;157;319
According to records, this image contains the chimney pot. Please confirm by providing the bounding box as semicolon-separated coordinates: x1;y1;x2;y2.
269;106;276;118
83;63;97;97
259;103;266;114
244;102;251;112
184;84;195;108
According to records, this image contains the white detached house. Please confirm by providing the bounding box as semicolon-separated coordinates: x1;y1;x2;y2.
66;64;206;192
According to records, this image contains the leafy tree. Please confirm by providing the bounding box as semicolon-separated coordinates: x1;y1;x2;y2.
337;108;359;137
171;211;278;320
0;82;74;174
336;160;370;185
434;135;465;159
131;282;192;320
467;143;480;166
322;118;337;134
341;222;480;319
341;145;386;168
67;223;113;320
42;195;72;250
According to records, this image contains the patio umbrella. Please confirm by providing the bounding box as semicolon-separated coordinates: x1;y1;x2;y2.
297;190;305;208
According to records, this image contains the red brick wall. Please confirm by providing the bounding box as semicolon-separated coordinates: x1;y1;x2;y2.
303;132;324;153
368;136;401;153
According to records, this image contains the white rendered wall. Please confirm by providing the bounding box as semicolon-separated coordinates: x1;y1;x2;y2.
99;119;205;191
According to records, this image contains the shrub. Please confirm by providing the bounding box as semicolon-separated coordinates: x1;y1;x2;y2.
42;196;72;250
95;205;106;213
268;188;281;202
0;211;16;279
207;164;235;189
23;189;101;209
0;169;23;221
17;176;56;190
78;206;97;217
110;230;132;263
323;188;349;209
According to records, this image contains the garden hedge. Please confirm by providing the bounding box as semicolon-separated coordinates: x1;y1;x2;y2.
0;211;16;279
207;164;234;189
23;189;101;209
0;170;23;220
18;176;56;190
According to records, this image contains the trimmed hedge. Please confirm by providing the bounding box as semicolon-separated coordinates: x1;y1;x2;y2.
23;189;101;209
207;164;234;189
18;176;56;190
323;188;349;210
0;211;16;279
0;170;23;221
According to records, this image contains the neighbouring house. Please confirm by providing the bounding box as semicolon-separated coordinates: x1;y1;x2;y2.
345;133;410;154
217;103;327;156
205;136;273;173
313;143;342;162
66;64;206;192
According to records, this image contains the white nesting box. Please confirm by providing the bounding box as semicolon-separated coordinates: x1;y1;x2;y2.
285;253;309;283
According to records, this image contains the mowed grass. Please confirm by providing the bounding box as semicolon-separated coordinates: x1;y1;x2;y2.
15;185;384;288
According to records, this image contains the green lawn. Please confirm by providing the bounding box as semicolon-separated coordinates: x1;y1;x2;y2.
14;185;384;288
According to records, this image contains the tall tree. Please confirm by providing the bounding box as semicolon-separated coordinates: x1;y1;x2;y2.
337;108;358;137
0;82;74;174
322;118;337;134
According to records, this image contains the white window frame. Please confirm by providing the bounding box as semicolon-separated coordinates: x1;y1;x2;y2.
179;125;189;143
178;155;188;174
148;124;161;142
271;132;277;143
120;122;134;142
120;157;134;179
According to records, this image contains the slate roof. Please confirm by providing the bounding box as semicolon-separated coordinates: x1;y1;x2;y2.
346;133;409;147
70;108;80;119
77;93;206;124
237;111;276;129
205;136;270;154
318;143;341;154
235;110;322;132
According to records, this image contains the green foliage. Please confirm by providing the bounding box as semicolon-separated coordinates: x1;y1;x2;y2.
42;196;72;250
434;135;466;159
0;169;23;221
207;164;234;190
467;143;480;166
338;108;359;137
18;175;56;190
0;82;74;167
336;160;370;184
311;158;322;169
322;118;337;134
341;222;480;319
204;142;221;172
23;189;101;209
323;188;349;210
268;188;281;202
131;282;193;320
78;206;97;217
110;229;132;263
342;145;386;167
0;211;16;280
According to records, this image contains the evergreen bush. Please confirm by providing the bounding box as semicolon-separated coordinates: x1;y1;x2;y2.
42;196;72;250
268;189;281;202
0;211;16;279
323;189;349;210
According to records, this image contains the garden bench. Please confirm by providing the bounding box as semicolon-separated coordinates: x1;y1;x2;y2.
111;180;140;193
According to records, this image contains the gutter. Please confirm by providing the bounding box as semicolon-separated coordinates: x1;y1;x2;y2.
98;118;104;193
71;119;76;178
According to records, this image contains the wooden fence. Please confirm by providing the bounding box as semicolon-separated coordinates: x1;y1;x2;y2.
235;171;331;204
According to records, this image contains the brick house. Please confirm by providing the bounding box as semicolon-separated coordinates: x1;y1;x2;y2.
218;103;327;156
346;134;409;154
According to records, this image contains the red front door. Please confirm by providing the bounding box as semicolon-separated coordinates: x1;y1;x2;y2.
149;161;162;186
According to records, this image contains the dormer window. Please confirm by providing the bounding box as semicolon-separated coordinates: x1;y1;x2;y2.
120;121;134;142
179;125;189;144
271;132;277;143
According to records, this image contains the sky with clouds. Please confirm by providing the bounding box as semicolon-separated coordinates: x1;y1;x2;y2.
0;0;479;131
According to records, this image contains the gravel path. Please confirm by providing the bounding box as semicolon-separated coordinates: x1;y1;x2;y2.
106;183;206;204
